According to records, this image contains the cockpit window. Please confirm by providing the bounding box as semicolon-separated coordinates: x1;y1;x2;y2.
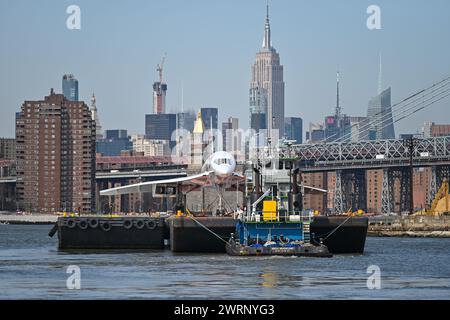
214;158;231;165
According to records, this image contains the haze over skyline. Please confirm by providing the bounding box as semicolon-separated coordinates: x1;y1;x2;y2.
1;0;450;138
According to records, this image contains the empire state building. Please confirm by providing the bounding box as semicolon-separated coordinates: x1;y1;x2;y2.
250;3;285;138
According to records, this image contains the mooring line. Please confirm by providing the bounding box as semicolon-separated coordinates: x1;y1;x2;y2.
186;211;229;245
321;215;354;241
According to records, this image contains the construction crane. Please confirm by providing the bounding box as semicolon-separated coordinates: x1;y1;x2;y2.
156;53;166;84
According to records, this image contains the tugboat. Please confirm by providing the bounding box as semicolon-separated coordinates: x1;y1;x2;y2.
242;147;368;255
226;198;332;258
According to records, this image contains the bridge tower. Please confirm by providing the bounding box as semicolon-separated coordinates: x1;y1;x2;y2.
381;168;412;214
381;168;393;214
428;165;450;206
333;170;344;214
333;169;367;213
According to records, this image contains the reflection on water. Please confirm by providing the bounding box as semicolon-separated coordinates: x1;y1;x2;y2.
0;225;449;299
261;271;278;288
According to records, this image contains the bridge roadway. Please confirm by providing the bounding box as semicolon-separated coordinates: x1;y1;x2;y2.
3;136;450;180
283;136;450;172
0;168;188;184
3;136;450;181
95;168;187;181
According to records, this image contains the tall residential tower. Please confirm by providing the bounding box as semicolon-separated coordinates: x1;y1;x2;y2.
62;74;79;101
16;89;96;213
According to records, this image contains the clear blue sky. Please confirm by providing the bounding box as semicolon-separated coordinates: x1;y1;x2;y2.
1;0;450;138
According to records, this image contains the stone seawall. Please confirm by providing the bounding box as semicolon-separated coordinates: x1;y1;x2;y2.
368;216;450;237
0;214;57;224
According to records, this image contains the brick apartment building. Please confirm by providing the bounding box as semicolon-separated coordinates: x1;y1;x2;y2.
15;89;96;213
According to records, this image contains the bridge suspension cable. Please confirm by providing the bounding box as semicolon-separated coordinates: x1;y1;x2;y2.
321;76;450;144
336;78;450;143
331;76;450;143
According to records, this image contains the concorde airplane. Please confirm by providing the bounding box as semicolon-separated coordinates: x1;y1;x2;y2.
99;151;327;196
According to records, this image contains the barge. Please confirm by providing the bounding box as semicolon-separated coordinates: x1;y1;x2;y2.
50;214;367;254
51;216;165;250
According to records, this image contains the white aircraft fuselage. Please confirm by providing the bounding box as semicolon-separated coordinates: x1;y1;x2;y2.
202;151;237;178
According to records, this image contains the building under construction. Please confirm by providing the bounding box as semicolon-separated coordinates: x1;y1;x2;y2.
153;55;167;114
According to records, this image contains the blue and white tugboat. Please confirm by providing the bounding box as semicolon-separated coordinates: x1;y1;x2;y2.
226;195;332;258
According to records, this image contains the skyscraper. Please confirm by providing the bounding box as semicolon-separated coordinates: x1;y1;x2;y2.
249;87;267;115
145;114;177;149
200;107;219;152
176;111;196;133
16;89;95;213
367;87;395;140
324;72;352;142
62;74;79;101
250;3;285;138
131;135;170;157
249;86;267;133
348;116;370;142
250;113;267;134
284;117;303;144
367;56;395;140
153;55;167;114
153;82;167;114
324;115;351;142
96;130;133;156
200;107;218;131
306;123;325;143
222;117;239;152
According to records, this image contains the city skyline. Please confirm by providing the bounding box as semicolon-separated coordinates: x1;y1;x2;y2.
2;1;450;305
1;0;450;138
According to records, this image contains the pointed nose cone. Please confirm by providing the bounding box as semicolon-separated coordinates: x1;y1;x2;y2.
214;165;231;177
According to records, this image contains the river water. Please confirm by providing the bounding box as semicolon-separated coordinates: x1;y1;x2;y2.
0;224;449;299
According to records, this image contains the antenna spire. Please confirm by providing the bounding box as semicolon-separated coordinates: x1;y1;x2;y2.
181;84;184;113
262;0;271;50
335;71;341;118
91;92;96;107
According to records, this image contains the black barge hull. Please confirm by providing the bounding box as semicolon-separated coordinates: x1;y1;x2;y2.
167;216;235;253
310;216;368;254
56;216;166;250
